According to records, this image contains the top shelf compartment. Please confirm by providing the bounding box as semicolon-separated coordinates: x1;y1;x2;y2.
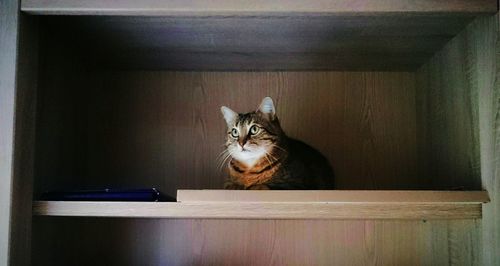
25;0;497;71
21;0;497;16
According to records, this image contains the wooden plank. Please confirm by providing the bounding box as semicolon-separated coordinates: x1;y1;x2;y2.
21;0;497;15
32;200;483;219
0;0;20;265
31;218;481;266
177;190;490;203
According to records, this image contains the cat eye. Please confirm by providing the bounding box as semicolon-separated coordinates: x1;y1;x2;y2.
230;128;239;138
249;125;260;135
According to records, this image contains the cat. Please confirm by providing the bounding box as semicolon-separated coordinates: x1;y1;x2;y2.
220;97;335;190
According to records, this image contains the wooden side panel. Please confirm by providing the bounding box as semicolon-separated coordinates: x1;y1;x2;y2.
417;14;499;265
477;14;500;266
0;0;19;264
416;30;483;189
35;71;420;197
8;14;39;266
31;217;481;266
0;3;38;266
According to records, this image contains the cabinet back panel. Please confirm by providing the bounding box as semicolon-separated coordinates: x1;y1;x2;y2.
35;71;420;196
32;217;481;266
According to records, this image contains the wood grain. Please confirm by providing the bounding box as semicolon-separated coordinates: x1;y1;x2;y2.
31;217;482;266
0;0;20;265
177;190;489;203
21;0;497;15
417;13;499;265
32;199;484;220
474;14;500;266
487;14;500;266
38;15;479;71
477;14;500;266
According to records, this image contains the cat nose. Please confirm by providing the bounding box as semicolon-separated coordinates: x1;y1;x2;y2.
238;138;246;147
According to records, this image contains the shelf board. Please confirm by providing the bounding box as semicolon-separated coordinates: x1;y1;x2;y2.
33;190;489;220
22;0;496;16
177;190;489;203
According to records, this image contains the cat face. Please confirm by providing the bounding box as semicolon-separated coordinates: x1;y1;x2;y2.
221;97;283;168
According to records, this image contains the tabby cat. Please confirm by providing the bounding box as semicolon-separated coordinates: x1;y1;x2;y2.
220;97;334;190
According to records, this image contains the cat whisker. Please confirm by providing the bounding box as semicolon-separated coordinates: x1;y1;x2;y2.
272;144;286;153
216;151;228;167
266;151;278;162
216;149;231;163
216;149;229;166
216;153;228;163
219;156;231;173
264;151;280;166
264;154;274;166
217;151;232;173
217;148;229;157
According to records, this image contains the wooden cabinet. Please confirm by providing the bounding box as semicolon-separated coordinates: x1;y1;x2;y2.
1;1;499;265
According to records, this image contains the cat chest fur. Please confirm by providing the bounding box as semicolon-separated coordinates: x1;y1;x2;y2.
229;158;281;188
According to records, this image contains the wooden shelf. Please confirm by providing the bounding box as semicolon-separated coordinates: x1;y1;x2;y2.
33;190;489;220
22;0;496;15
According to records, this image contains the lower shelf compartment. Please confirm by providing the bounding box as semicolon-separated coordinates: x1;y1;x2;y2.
33;190;489;220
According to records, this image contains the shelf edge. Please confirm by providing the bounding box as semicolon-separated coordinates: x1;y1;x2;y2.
32;201;483;220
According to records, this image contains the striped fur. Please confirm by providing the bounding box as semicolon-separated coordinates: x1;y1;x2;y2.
220;97;335;190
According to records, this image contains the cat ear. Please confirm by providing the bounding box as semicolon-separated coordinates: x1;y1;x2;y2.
257;97;276;120
221;106;238;126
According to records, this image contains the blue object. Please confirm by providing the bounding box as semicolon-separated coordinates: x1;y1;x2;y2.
40;188;174;202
